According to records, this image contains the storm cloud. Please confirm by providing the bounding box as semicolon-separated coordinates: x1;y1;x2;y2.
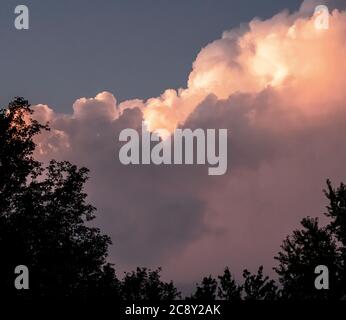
31;0;346;287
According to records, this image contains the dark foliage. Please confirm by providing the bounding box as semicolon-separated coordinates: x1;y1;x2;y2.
190;275;218;300
0;98;120;298
120;267;181;300
242;266;278;300
217;267;242;300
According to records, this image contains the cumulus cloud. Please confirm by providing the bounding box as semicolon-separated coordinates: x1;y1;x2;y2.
31;0;346;285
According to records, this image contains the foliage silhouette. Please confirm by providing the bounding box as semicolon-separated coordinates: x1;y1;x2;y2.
190;275;218;300
274;180;346;300
324;180;346;297
0;98;120;299
191;266;277;300
120;267;181;300
217;267;242;300
274;217;342;300
242;266;278;300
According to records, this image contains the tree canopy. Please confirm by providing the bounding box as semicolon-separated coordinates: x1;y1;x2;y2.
0;98;119;299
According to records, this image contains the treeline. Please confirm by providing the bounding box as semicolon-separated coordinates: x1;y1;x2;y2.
0;98;345;300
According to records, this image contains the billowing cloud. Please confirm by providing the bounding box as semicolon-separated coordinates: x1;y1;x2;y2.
31;0;346;288
73;92;119;121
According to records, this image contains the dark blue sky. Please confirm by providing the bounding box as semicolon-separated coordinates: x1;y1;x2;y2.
0;0;302;112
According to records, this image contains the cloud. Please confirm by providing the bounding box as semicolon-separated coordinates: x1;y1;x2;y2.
72;92;119;121
31;0;346;286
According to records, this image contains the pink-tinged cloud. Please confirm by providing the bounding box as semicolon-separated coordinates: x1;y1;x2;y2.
31;0;346;287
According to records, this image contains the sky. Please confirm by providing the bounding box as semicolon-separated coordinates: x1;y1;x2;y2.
1;0;302;111
2;0;346;294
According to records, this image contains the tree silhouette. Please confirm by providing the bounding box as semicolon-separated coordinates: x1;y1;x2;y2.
274;180;346;300
324;180;346;298
0;98;119;299
190;275;218;300
0;97;48;211
191;266;277;300
242;266;278;300
120;267;181;300
217;267;242;301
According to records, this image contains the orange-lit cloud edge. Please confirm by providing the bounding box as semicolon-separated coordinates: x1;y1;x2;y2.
33;0;346;141
28;0;346;283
